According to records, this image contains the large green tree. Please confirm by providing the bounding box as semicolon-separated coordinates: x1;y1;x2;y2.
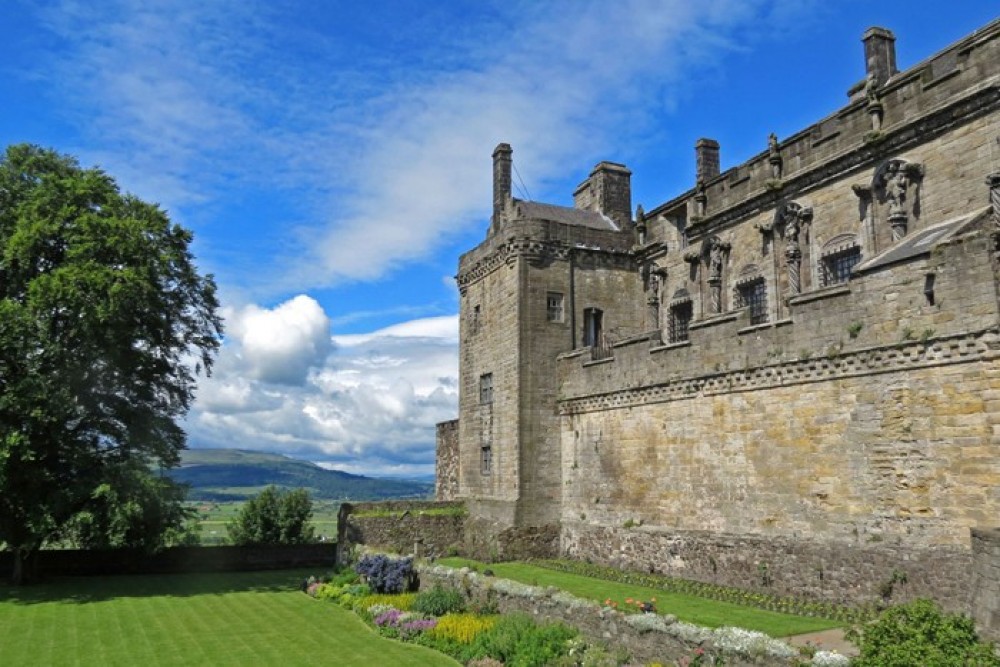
0;144;222;582
227;486;316;546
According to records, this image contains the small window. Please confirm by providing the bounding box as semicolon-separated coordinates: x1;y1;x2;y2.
470;304;480;334
479;373;493;404
738;279;768;325
480;445;492;475
669;301;693;343
822;246;862;286
546;292;564;322
583;308;603;347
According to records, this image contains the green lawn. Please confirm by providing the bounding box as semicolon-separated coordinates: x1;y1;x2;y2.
437;558;842;638
0;569;458;666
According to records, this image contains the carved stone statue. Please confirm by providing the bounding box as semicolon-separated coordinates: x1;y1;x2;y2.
864;71;880;104
768;133;782;179
875;159;923;242
709;242;725;280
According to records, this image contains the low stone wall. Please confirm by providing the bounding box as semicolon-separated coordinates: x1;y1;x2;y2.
463;517;560;562
972;528;1000;641
417;563;840;666
337;500;466;563
562;523;972;612
1;544;337;578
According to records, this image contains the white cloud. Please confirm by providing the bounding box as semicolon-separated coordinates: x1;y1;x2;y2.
224;295;333;386
188;311;458;476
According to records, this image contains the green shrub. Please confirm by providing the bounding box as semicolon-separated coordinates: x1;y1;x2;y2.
849;598;1000;667
468;612;578;667
413;585;466;616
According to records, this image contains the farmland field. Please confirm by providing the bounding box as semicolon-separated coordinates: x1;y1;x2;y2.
0;569;457;666
189;500;341;545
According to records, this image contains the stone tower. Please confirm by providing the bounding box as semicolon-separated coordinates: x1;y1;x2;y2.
453;144;639;550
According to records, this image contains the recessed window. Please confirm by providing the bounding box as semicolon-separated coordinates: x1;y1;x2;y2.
583;308;603;347
822;246;862;286
546;292;564;322
470;304;481;334
738;279;768;325
479;373;493;404
480;445;492;475
669;301;693;343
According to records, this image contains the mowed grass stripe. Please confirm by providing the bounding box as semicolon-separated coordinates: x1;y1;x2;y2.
437;558;842;637
0;570;458;666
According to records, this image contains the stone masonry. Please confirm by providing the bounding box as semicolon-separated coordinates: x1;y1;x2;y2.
438;19;1000;637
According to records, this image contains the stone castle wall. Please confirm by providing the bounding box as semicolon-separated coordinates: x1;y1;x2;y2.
438;17;1000;637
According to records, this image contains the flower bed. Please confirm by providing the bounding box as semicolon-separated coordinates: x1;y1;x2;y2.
417;563;850;666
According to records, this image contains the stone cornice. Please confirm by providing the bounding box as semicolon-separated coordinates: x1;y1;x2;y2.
457;237;634;294
558;328;1000;415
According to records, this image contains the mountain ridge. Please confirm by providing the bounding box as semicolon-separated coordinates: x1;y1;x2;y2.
170;448;433;502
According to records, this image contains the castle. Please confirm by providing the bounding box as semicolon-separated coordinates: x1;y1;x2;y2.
436;19;1000;632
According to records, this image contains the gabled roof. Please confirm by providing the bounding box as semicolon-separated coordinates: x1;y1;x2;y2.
512;199;621;231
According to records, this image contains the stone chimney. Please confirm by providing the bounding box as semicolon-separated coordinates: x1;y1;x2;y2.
695;138;720;182
492;143;512;227
863;27;898;86
574;161;632;229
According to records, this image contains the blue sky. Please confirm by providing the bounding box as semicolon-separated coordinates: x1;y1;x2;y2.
2;1;997;477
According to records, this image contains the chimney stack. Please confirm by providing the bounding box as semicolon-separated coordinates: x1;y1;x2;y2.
863;27;897;87
573;162;632;229
492;143;512;227
695;138;720;182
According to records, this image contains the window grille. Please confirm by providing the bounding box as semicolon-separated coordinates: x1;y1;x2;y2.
480;445;492;475
738;279;768;325
669;301;693;343
822;246;862;286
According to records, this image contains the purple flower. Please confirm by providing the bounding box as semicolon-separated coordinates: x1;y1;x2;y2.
375;609;404;627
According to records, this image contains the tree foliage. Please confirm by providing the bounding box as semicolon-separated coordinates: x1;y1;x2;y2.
0;144;221;582
226;486;316;546
850;598;1000;667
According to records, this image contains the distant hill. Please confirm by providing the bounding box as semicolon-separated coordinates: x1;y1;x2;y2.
169;448;434;502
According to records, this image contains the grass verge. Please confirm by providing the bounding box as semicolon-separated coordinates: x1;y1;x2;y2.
437;558;842;638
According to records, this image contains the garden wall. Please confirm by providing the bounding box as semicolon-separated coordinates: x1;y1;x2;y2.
337;500;466;563
1;544;337;578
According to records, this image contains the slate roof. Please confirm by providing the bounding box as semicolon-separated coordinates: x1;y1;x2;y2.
855;207;990;274
512;199;620;231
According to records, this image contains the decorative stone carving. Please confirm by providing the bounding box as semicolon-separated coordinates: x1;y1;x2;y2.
635;204;646;245
694;180;707;218
768;133;783;179
761;201;812;295
874;159;924;242
988;172;1000;248
705;237;730;313
644;265;666;334
864;72;884;131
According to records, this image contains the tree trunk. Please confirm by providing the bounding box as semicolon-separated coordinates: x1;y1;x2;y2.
11;545;32;585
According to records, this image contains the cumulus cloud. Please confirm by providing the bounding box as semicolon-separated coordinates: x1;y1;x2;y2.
188;311;458;477
224;295;333;385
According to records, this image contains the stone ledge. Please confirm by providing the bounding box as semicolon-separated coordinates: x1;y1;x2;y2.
689;310;741;330
559;328;1000;415
788;284;852;306
650;340;692;354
